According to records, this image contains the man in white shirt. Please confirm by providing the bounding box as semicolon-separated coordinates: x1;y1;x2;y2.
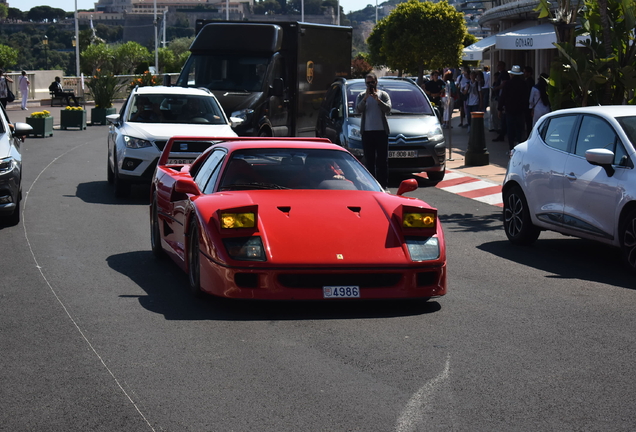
19;71;29;110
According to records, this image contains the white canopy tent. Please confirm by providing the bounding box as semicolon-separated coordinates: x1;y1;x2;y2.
462;35;497;61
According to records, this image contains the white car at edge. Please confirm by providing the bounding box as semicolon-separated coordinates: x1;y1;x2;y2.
503;105;636;272
106;86;238;197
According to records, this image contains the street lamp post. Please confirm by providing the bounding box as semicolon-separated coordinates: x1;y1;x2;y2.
43;35;48;70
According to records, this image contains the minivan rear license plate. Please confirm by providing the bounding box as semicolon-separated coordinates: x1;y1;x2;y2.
389;150;417;158
323;286;360;298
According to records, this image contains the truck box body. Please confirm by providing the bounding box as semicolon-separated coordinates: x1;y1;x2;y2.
175;21;352;137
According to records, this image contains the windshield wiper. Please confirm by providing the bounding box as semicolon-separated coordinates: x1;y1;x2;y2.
220;182;290;191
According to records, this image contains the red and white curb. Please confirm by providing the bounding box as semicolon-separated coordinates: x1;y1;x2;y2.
418;170;503;207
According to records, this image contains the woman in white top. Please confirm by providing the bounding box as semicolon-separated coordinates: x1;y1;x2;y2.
529;73;551;127
463;71;482;128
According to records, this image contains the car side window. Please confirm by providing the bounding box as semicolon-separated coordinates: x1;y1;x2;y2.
193;149;225;194
574;115;618;158
542;115;576;152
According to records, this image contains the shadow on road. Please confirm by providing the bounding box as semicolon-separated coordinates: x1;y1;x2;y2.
74;180;151;205
440;212;502;233
478;238;634;289
107;250;442;321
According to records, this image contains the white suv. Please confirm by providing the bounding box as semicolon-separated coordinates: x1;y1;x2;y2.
106;86;237;197
503;106;636;271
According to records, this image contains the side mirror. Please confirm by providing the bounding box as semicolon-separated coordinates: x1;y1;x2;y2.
271;78;284;97
586;148;615;177
12;122;33;137
397;178;418;196
163;74;171;86
106;113;121;126
174;177;201;196
229;116;245;129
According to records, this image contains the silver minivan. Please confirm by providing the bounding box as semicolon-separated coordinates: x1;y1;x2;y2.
316;77;447;181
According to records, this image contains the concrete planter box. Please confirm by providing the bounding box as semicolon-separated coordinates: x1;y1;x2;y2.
26;116;53;137
91;107;117;125
61;109;87;130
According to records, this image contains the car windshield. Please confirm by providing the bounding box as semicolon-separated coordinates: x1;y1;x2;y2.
217;148;382;192
346;80;434;116
176;54;270;92
616;116;636;147
127;94;227;125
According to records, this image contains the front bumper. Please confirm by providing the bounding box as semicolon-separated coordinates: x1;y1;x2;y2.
199;257;447;300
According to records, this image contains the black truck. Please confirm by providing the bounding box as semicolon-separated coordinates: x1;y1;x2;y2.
175;20;352;137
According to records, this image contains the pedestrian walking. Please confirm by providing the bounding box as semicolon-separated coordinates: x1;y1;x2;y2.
0;69;14;109
529;73;551;127
491;61;510;142
480;66;490;120
463;71;481;130
442;70;457;129
456;67;471;128
356;72;391;189
498;65;529;153
19;70;29;110
523;66;535;139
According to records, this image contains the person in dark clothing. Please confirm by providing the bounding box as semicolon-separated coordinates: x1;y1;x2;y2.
523;66;535;140
491;61;510;141
424;70;445;121
49;76;80;106
498;65;529;153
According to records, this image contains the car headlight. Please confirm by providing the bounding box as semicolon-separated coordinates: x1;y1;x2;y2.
429;126;444;143
221;212;255;229
347;125;362;141
231;109;254;120
405;236;440;261
124;136;153;149
403;212;436;228
223;236;266;261
0;157;16;174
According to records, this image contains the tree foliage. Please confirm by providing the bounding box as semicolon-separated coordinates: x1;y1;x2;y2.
113;41;151;75
538;0;636;107
0;45;19;69
351;53;373;78
367;0;466;77
27;6;67;23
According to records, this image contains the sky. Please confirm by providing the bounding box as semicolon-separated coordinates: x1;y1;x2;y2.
14;0;375;14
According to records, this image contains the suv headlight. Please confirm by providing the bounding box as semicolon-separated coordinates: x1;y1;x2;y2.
347;125;361;141
0;157;16;174
124;136;153;149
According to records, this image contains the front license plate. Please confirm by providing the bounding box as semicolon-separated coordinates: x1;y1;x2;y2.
323;286;360;298
167;158;194;165
389;150;417;158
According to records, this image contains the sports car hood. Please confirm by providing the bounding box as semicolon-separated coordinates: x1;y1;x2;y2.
122;122;237;141
201;190;438;266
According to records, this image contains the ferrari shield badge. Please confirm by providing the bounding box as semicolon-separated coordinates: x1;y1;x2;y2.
337;254;343;260
306;61;314;84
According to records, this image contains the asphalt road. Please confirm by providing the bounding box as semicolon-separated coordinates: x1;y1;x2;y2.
2;125;636;431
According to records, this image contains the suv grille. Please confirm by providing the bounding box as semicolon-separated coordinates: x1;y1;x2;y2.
154;140;214;153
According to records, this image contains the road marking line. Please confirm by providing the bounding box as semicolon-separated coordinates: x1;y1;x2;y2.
395;354;451;432
424;170;504;207
22;143;156;432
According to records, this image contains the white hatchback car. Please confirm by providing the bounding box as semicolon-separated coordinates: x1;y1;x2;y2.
107;86;237;197
503;106;636;271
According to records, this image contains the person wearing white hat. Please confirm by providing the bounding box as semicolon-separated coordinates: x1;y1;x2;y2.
497;65;530;153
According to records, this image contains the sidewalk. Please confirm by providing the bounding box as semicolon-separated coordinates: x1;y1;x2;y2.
443;108;509;185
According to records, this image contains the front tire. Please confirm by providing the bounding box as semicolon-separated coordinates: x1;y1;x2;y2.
427;169;445;182
113;156;131;198
188;221;204;297
503;185;540;245
3;189;20;226
620;209;636;273
107;157;114;184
